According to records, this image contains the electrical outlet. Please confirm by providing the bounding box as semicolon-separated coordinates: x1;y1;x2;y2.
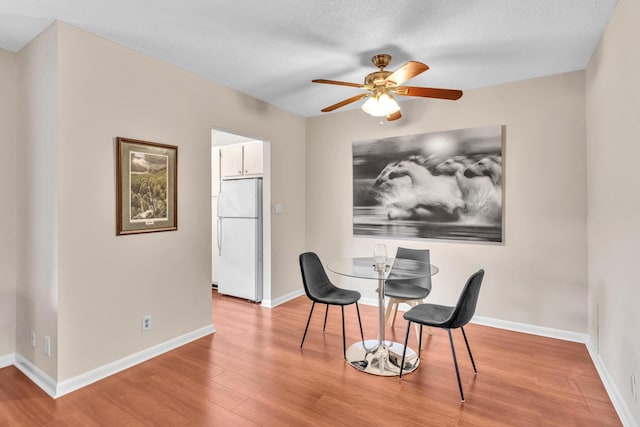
30;330;36;348
142;315;152;332
44;336;51;357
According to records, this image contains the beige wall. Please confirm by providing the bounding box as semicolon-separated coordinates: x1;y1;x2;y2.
0;49;17;357
8;22;306;381
586;0;640;421
15;25;60;378
54;23;305;380
306;71;588;333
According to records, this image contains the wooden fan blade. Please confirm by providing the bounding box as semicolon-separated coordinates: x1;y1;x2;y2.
395;86;463;100
386;111;402;121
312;79;364;88
321;93;368;112
383;61;429;86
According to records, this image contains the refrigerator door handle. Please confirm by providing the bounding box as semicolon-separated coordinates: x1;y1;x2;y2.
216;195;222;255
217;218;222;255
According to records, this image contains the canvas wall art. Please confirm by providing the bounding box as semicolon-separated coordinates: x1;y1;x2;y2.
352;125;504;242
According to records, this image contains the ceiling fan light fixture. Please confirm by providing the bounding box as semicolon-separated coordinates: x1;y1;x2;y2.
313;53;462;120
361;92;400;117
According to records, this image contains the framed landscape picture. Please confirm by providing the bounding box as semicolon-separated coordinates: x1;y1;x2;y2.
352;125;504;243
116;137;178;235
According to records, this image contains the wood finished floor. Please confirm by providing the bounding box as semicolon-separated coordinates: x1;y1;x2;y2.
0;290;621;426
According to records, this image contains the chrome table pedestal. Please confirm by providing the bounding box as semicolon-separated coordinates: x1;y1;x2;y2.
346;339;419;376
328;258;435;376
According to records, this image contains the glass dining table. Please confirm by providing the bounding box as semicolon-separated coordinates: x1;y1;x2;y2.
328;257;438;376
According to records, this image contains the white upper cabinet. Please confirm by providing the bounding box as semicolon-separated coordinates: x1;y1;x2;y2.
242;141;263;176
220;141;263;179
220;144;244;178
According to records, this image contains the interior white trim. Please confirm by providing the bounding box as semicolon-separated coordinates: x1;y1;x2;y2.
586;338;638;427
359;297;379;308
14;324;215;398
356;299;590;342
0;352;16;368
55;324;215;398
470;315;588;343
14;353;58;397
263;288;304;308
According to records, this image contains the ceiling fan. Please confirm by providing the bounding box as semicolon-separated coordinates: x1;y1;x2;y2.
312;54;463;121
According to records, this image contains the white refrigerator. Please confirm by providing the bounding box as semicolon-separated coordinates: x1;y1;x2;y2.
217;178;263;302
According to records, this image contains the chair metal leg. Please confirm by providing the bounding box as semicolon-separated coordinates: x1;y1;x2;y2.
322;305;329;333
355;302;365;342
341;305;346;360
461;326;477;374
447;329;465;402
418;324;423;358
399;321;412;379
300;302;316;349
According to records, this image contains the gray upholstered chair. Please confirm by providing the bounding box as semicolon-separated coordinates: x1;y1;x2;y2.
385;247;432;344
299;252;365;359
399;269;485;402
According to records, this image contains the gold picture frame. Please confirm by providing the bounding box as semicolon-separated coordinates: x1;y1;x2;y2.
116;137;178;235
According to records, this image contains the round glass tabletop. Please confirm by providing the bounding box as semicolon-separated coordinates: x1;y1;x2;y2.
327;257;438;280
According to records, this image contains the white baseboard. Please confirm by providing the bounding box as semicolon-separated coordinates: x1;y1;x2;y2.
14;353;58;398
586;338;638;427
359;297;379;308
55;324;215;398
359;296;589;343
0;352;16;368
14;324;215;399
471;315;588;343
263;288;304;308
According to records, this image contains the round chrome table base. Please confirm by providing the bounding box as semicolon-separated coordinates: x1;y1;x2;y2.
346;339;419;376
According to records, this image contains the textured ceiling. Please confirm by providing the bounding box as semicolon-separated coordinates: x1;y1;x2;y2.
0;0;618;117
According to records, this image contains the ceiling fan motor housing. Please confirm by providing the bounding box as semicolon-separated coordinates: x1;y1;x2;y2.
371;54;392;69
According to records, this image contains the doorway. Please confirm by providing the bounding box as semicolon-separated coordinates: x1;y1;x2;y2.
211;129;271;305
